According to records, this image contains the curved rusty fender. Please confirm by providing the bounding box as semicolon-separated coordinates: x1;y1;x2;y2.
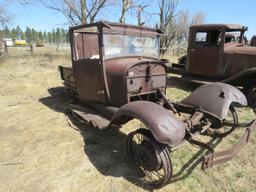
181;83;247;120
110;101;186;146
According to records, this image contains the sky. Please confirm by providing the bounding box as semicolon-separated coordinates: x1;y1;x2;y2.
3;0;256;38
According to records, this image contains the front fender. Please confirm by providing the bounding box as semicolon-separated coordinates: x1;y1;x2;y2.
181;83;247;120
110;101;186;146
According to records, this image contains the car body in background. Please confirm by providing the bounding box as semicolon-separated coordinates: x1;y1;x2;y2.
167;24;256;106
250;35;256;46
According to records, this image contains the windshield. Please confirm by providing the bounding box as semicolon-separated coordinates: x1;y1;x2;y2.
103;34;160;59
225;32;242;43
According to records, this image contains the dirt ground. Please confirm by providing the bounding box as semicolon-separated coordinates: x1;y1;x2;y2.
0;48;256;192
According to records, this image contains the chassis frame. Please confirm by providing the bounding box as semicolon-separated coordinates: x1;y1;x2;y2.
68;83;255;188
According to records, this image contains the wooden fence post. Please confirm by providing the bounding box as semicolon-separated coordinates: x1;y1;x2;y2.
4;42;8;54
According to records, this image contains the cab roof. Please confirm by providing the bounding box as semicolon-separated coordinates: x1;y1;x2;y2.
70;21;165;34
190;24;248;31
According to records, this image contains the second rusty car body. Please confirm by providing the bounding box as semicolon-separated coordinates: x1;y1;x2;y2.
168;24;256;106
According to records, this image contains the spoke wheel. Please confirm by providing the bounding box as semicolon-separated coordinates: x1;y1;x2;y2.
214;106;238;138
126;129;172;189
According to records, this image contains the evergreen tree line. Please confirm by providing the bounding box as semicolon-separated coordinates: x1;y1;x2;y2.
0;25;69;43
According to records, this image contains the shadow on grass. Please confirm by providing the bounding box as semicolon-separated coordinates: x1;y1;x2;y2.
39;86;223;190
67;113;144;185
170;138;222;184
39;87;147;190
39;86;72;113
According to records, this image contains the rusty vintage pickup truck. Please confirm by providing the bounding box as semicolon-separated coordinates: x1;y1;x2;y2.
58;21;255;188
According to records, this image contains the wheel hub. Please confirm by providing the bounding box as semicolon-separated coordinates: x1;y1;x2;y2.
136;140;162;171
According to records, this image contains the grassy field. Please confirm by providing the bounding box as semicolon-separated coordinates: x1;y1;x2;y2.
0;47;255;192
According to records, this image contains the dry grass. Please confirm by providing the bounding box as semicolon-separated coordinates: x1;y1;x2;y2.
0;47;255;192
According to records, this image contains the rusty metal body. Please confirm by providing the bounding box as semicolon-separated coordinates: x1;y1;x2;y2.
59;21;256;189
250;35;256;46
181;83;247;119
168;24;256;106
69;22;165;106
170;24;256;83
186;24;256;79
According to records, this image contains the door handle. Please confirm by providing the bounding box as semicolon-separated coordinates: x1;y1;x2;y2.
191;49;195;52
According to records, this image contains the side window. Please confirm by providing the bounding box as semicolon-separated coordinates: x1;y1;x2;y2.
73;32;99;60
196;32;207;43
195;30;221;47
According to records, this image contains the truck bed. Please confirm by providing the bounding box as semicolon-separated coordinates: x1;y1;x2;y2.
59;66;77;93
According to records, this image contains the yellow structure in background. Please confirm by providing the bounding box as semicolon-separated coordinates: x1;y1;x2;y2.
15;40;27;46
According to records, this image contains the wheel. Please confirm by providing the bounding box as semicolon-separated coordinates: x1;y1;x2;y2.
245;84;256;107
213;105;238;138
126;129;172;188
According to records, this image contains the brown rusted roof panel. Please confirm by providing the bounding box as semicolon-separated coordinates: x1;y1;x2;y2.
190;24;246;31
69;21;164;35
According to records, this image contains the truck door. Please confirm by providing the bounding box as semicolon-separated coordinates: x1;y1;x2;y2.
187;30;222;77
71;29;107;103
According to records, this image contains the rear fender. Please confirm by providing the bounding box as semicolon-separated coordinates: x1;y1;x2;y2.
110;101;186;146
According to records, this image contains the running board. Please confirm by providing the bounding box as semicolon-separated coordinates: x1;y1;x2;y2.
201;120;256;170
69;104;110;130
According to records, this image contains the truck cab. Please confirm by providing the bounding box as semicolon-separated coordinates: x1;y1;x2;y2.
60;21;166;108
186;24;248;78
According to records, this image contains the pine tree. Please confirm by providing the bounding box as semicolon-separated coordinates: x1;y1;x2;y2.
38;31;43;41
43;31;47;42
66;30;69;43
11;28;17;39
52;29;56;43
25;27;32;43
56;28;61;42
47;31;52;43
61;28;65;42
3;26;10;37
16;25;23;39
31;28;37;42
21;32;26;40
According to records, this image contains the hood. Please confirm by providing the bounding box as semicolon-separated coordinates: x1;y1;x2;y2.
224;43;256;55
220;43;256;77
104;57;164;76
104;57;166;107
